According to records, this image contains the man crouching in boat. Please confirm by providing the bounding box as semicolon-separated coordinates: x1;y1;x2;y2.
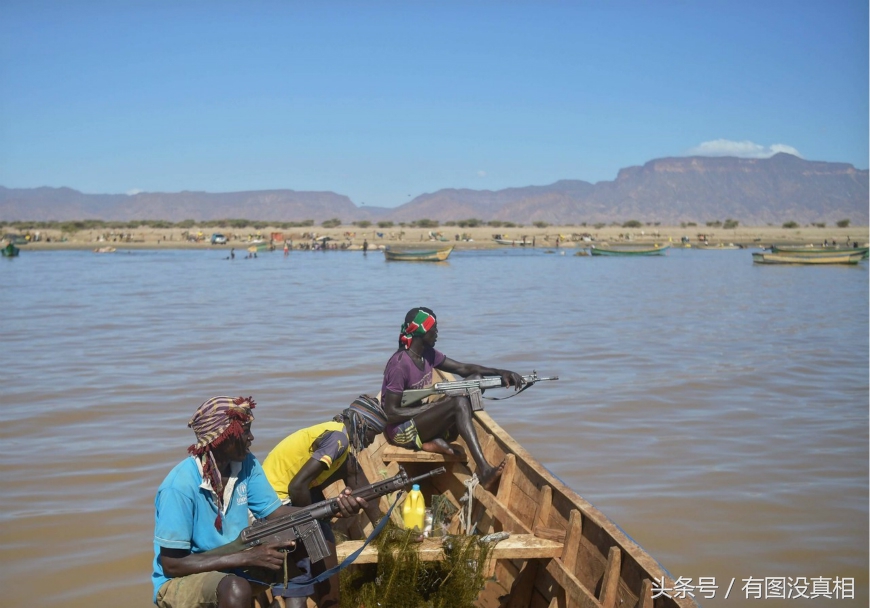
260;395;387;608
151;395;365;608
381;307;524;489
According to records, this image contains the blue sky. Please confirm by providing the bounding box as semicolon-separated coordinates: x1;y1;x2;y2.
1;1;867;208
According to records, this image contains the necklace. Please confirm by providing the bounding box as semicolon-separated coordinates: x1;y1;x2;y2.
405;349;424;361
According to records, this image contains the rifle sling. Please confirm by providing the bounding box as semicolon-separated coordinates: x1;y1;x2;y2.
263;491;403;590
481;380;537;401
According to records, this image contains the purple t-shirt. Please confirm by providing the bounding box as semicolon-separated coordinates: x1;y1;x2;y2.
381;348;447;397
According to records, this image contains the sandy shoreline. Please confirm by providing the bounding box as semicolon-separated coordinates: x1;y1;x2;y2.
5;223;868;251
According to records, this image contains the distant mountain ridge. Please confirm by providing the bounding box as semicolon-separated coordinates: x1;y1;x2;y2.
2;154;866;225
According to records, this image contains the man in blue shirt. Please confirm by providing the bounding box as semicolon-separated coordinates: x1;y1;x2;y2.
152;395;364;608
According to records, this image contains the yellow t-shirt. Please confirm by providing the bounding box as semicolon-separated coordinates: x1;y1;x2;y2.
262;420;350;500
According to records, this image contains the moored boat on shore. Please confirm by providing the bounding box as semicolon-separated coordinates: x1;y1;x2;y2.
752;251;864;265
384;245;454;261
771;245;869;259
590;244;669;256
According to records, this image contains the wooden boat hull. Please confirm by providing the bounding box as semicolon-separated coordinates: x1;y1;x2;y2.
322;372;697;608
384;246;453;261
753;252;863;265
494;238;532;246
590;245;669;256
695;243;741;250
771;245;869;259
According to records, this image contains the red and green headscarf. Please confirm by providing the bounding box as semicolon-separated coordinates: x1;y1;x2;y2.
400;309;436;350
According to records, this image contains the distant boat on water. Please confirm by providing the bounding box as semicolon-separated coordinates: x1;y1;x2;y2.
589;244;669;256
695;243;742;250
2;243;20;257
384;245;454;262
752;251;864;265
771;245;869;259
493;237;532;246
93;246;116;253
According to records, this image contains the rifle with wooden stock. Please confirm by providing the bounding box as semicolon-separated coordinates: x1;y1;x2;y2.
202;466;446;566
400;371;559;410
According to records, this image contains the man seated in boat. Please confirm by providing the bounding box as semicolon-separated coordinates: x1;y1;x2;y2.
260;395;386;608
151;395;365;608
380;307;524;489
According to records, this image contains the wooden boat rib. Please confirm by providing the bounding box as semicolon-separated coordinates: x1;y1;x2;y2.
590;244;669;256
384;245;453;261
320;370;696;608
753;251;864;265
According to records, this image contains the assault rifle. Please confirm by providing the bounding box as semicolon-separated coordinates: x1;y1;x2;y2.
203;466;446;565
400;371;559;410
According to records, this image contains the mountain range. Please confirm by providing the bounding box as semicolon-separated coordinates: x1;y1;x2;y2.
1;153;867;225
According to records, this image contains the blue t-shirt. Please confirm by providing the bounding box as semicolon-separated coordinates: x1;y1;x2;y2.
151;453;282;602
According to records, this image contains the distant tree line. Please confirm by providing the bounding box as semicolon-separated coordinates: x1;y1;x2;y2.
1;216;854;233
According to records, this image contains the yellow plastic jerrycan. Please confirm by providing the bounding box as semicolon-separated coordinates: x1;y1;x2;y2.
402;484;426;531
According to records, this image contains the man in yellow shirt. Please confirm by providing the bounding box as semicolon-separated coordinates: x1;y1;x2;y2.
262;395;385;608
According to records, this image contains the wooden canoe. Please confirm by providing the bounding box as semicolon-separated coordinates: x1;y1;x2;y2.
494;238;533;246
752;251;864;265
694;243;741;250
770;245;869;259
316;374;697;608
384;245;454;262
590;244;669;256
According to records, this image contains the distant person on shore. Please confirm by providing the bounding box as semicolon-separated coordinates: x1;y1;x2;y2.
151;395;365;608
379;307;523;490
284;242;289;256
230;248;235;260
261;395;386;607
362;239;368;254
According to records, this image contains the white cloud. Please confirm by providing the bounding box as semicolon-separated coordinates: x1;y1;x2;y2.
126;189;143;196
476;170;486;177
687;139;801;159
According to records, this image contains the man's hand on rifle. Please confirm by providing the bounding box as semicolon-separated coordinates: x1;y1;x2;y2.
243;541;295;571
499;370;525;390
334;487;368;518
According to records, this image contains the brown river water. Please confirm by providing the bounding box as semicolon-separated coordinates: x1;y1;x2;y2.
1;247;867;607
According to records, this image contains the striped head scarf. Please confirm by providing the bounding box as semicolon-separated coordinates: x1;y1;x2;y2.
337;395;387;470
399;308;436;350
187;395;256;531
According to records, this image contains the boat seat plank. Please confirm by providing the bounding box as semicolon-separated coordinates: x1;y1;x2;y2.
335;533;563;564
381;445;468;463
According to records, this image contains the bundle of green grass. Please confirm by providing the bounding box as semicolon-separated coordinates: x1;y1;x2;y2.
340;496;493;608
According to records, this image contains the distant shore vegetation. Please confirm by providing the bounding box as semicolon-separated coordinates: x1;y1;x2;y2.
0;216;854;233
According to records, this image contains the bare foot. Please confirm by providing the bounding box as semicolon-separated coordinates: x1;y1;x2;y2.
479;459;506;491
420;437;457;456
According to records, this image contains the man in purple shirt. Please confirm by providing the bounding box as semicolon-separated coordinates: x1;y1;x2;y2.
380;307;523;489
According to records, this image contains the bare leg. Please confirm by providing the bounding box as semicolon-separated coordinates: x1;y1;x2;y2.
217;575;254;608
412;396;503;489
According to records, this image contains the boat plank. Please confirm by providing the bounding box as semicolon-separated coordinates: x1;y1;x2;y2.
334;533;562;563
505;559;541;608
381;445;467;463
473;483;534;534
545;558;604;608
